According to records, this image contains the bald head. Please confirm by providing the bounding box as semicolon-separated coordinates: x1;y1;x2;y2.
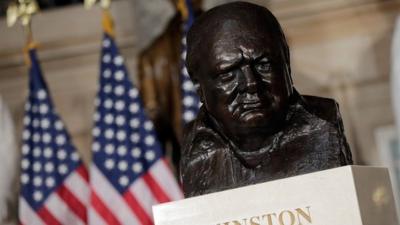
186;1;291;81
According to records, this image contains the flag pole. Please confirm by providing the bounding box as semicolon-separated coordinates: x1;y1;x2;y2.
177;0;189;21
7;0;39;65
102;8;115;38
23;20;38;66
25;19;35;48
84;0;115;37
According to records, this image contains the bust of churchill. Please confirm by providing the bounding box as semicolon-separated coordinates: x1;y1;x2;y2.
180;1;353;197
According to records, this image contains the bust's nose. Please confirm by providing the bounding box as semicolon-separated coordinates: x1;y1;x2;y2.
239;65;257;93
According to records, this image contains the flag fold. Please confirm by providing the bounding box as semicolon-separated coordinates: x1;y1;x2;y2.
19;49;89;225
89;33;183;225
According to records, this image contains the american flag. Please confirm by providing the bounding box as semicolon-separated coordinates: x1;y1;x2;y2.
180;0;200;125
88;34;183;225
19;48;89;225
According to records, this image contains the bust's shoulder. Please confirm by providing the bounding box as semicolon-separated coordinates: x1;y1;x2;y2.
181;108;225;156
301;95;340;123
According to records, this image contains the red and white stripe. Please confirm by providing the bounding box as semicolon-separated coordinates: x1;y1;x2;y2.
19;165;89;225
89;158;183;225
20;198;45;225
147;159;184;201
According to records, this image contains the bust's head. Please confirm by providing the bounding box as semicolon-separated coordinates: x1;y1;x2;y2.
186;2;293;137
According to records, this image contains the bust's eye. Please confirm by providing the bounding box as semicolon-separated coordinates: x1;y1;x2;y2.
218;71;235;83
254;62;271;74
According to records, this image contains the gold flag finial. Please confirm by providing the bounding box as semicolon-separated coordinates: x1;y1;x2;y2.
7;0;39;28
84;0;111;10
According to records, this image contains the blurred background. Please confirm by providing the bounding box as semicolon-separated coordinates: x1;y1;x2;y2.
1;0;400;223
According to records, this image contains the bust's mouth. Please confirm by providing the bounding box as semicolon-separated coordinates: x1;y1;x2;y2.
232;101;269;119
242;101;262;109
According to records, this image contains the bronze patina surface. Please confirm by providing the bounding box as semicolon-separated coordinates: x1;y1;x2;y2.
181;1;353;197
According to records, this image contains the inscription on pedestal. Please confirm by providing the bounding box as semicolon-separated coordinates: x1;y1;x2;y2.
216;207;312;225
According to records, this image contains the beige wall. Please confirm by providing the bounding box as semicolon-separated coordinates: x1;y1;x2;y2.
0;0;399;167
276;0;400;165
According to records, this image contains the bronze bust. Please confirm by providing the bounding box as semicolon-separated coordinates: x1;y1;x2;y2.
180;1;353;197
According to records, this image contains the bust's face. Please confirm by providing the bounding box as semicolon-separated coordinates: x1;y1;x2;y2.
194;20;292;134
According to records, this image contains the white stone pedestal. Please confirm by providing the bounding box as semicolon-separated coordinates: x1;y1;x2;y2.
153;166;399;225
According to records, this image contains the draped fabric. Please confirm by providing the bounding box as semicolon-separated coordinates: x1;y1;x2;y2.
392;17;400;145
0;96;18;225
390;16;400;216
